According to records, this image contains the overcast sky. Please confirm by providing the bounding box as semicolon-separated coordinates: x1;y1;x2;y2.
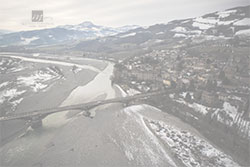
0;0;249;31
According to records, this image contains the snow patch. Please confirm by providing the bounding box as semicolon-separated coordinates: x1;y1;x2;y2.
171;27;187;33
156;32;164;35
115;85;128;97
174;33;187;38
32;53;40;57
234;18;250;26
0;82;9;89
126;88;141;96
217;10;237;18
223;102;238;120
149;120;240;167
154;39;164;43
20;36;39;45
192;21;213;30
120;32;136;38
122;105;177;166
235;29;250;36
0;88;26;106
17;70;58;92
125;150;134;161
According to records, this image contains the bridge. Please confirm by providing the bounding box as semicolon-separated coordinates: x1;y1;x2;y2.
0;90;169;128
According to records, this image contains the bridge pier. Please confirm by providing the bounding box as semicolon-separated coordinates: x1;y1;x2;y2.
123;100;136;107
30;119;43;129
123;102;130;107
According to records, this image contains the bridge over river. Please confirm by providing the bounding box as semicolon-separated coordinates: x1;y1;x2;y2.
0;90;172;127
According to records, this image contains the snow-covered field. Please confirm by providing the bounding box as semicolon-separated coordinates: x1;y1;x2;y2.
120;105;177;167
17;67;62;92
234;18;250;26
149;120;240;167
235;29;250;37
0;57;26;74
170;8;250;41
170;92;250;139
0;54;105;115
0;88;26;112
0;67;63;113
115;103;241;167
193;17;236;29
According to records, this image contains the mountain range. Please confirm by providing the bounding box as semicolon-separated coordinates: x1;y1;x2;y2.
0;22;139;46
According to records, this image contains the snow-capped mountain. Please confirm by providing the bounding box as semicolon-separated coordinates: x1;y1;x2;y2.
59;21;139;37
74;5;250;53
0;22;140;46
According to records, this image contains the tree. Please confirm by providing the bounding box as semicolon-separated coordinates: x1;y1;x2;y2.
206;58;212;64
206;80;214;90
218;70;225;80
222;77;231;85
194;90;202;101
176;55;181;61
185;92;192;103
188;80;195;91
170;81;177;89
176;61;184;71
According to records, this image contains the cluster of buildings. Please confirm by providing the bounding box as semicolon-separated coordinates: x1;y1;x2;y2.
113;47;250;119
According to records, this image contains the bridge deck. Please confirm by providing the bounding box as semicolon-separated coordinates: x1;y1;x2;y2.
0;90;168;122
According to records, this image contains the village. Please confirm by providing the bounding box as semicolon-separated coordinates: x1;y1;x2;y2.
113;45;249;114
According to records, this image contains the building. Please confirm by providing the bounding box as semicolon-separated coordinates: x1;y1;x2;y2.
163;80;171;87
201;90;219;107
131;70;160;82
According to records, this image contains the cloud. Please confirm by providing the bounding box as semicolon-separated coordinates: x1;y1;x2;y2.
0;0;249;31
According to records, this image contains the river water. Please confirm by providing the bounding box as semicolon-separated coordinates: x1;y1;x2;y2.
42;62;115;128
